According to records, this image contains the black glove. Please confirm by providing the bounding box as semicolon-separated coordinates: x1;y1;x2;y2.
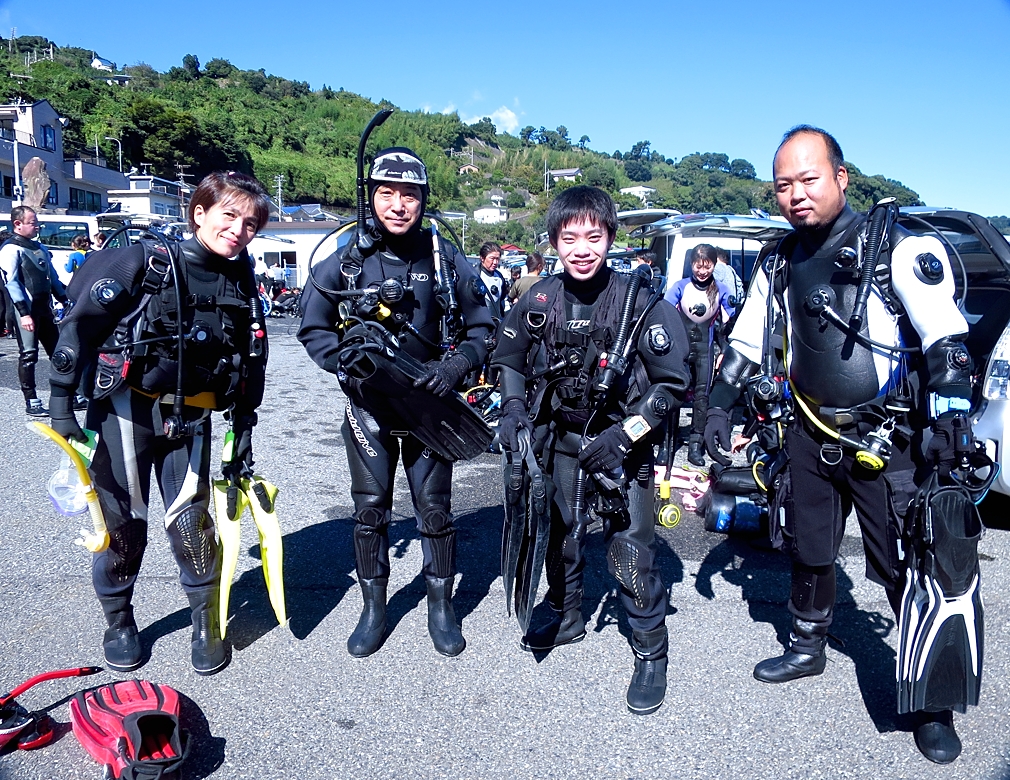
926;415;972;474
578;424;631;475
413;352;471;397
49;386;86;442
704;407;733;466
499;397;533;453
223;412;256;480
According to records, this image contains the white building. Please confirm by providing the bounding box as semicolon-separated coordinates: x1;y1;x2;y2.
549;167;582;182
246;219;353;288
0;99;127;215
107;173;191;218
474;205;508;224
619;185;657;204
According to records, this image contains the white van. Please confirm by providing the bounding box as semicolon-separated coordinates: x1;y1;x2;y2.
0;212;135;284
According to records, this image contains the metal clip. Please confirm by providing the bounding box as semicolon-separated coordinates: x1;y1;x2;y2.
819;443;843;466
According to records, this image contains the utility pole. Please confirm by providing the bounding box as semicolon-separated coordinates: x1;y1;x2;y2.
175;163;191;219
274;174;284;219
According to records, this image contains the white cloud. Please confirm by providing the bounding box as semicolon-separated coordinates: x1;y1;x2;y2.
441;103;456;115
462;106;520;134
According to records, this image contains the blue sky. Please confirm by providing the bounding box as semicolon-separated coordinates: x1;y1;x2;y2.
6;0;1010;215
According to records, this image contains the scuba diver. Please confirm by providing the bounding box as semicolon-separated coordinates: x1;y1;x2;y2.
476;241;508;320
47;171;272;676
664;243;735;466
298;139;494;659
0;205;85;416
492;186;690;715
704;126;977;763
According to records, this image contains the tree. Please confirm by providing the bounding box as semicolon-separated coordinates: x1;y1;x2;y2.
612;150;623;161
506;191;526;208
625;159;653;182
520;126;535;145
182;54;200;79
204;58;235;79
628;140;651;161
579;135;590;149
468;117;497;146
729;158;756;179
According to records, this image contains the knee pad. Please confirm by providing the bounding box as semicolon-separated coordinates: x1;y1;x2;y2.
607;536;655;609
354;507;389;529
418;506;451;536
106;520;149;583
173;506;216;579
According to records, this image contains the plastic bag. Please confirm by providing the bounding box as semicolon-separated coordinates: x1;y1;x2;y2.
48;453;88;516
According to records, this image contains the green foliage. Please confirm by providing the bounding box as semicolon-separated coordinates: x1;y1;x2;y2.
988;216;1010;235
842;162;922;211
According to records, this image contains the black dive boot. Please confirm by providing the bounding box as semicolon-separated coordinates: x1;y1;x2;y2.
914;709;962;764
753;616;827;683
347;578;387;658
425;577;465;656
627;626;668;715
188;588;230;676
687;435;706;467
100;598;143;672
520;607;586;652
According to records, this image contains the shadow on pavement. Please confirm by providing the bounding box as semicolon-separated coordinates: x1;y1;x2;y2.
696;534;908;736
178;691;226;779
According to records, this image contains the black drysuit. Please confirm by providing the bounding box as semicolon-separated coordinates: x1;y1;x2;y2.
49;238;266;604
492;268;690;643
298;229;494;580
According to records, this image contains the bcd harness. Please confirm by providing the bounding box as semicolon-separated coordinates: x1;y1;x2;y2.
93;240;263;425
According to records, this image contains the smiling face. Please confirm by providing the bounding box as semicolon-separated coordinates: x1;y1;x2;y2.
193;195;260;257
773;132;848;231
372;182;423;235
692;257;715;283
553;217;613;281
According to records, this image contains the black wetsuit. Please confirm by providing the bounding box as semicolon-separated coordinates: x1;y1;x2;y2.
492;268;690;647
298;229;494;581
49;238;266;608
712;205;972;652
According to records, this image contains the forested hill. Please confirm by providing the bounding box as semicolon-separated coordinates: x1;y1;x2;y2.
3;35;934;246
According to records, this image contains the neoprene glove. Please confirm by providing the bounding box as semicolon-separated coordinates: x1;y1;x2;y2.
499;398;533;453
414;352;471;397
223;413;256;479
49;386;86;442
578;424;631;475
926;415;971;474
704;408;733;467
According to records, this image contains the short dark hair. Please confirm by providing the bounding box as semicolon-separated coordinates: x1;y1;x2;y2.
95;232;107;243
691;243;718;264
187;171;270;233
547;185;617;244
71;235;91;250
526;252;544;272
638;250;655;266
777;125;844;173
11;205;35;224
479;242;501;260
715;247;730;263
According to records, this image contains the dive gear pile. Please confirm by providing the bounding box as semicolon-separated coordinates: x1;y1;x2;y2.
0;666;101;752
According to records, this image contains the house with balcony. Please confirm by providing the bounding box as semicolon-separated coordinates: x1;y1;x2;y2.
107;173;191;218
0;98;128;215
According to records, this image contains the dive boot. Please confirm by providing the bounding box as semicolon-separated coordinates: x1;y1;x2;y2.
520;607;586;652
754;613;828;683
100;599;143;673
687;435;706;468
425;576;465;657
188;588;230;676
914;710;962;764
627;627;668;715
347;578;387;658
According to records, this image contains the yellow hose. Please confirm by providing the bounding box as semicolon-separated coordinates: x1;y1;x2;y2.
28;422;109;552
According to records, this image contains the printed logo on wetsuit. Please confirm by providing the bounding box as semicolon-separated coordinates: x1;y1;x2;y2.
502;326;517;339
566;319;590;330
345;403;377;458
535;292;548;302
410;273;429;282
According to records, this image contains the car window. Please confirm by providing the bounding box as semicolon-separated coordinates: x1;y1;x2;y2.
38;222;90;250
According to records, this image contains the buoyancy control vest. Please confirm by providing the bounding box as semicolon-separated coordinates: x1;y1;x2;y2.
99;239;258;408
4;235;56;304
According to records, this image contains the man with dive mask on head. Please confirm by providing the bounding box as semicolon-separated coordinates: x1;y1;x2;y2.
299;146;494;658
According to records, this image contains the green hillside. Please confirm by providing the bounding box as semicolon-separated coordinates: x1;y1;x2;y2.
2;35;927;248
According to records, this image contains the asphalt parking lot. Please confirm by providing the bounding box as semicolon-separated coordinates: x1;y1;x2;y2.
1;326;1009;780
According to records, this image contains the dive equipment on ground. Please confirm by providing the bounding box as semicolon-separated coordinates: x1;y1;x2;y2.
0;666;101;751
29;421;108;552
71;679;189;780
502;428;549;632
897;469;985;714
336;321;494;461
701;464;767;534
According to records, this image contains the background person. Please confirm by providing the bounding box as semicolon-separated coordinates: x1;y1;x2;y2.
476;241;507;320
507;251;546;303
66;234;92;275
48;171;271;677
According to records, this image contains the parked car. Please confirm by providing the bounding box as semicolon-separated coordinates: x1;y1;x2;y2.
628;207;1010;502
